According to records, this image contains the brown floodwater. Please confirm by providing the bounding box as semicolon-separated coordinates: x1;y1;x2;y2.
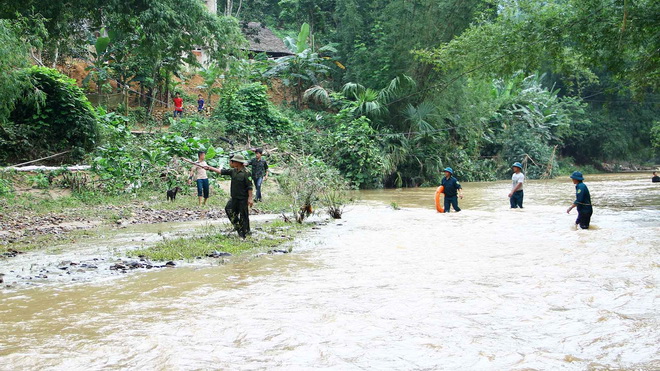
0;173;658;370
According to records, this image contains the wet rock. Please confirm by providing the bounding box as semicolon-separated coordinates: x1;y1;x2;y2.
268;249;289;254
164;261;176;268
110;263;126;271
207;251;232;258
0;273;4;284
1;249;24;258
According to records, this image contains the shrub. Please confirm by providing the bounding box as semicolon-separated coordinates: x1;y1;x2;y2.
0;177;13;196
216;82;293;139
1;66;98;165
325;115;387;188
278;155;349;223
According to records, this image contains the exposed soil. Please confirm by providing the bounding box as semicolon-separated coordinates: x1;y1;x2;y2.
0;202;268;248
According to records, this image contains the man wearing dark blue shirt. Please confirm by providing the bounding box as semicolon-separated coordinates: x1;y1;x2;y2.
566;171;593;229
441;167;463;213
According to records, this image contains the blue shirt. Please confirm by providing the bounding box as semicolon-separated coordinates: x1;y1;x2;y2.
441;176;462;197
574;182;592;211
197;98;205;110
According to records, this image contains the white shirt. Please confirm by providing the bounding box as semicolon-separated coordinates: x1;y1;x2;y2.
511;172;524;190
191;160;208;180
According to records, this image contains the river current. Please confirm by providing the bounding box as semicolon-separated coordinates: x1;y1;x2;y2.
0;173;658;370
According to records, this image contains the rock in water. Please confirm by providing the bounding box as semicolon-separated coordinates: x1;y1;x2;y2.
207;251;232;258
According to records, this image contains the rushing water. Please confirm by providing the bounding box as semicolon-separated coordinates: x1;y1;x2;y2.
1;173;658;370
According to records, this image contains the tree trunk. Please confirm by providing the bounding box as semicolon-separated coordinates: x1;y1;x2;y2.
235;0;243;17
165;74;170;108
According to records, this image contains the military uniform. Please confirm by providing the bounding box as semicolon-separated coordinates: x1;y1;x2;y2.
574;181;592;229
248;157;268;201
441;168;462;212
220;167;254;238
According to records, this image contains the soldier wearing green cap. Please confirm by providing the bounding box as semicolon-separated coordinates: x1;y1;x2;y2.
566;171;592;229
508;162;525;209
441;167;463;212
205;154;254;238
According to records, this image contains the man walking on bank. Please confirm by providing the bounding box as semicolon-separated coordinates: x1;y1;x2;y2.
441;167;463;212
205;154;254;238
566;171;593;230
508;162;525;208
247;148;269;202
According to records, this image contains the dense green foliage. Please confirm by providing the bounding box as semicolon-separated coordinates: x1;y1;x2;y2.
216;83;295;139
240;0;659;185
1;66;98;164
0;20;37;125
1;0;658;190
1;0;246;113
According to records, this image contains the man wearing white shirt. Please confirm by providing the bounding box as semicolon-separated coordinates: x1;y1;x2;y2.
508;162;524;209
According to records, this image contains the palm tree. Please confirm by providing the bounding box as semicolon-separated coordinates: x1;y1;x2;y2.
265;23;337;107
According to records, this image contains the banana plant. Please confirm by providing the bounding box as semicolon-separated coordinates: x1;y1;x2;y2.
83;28;114;95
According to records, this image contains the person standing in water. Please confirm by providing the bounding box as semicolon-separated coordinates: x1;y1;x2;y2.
566;171;593;229
441;167;463;213
508;162;525;209
205;154;254;238
652;171;660;183
188;151;209;206
247;148;269;202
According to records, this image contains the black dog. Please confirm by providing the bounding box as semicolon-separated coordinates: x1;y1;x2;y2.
166;186;181;202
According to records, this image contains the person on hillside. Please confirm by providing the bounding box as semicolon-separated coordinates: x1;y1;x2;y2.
173;92;184;118
197;94;205;114
188;151;209;206
652;171;660;183
441;167;463;213
205;154;254;238
247;148;269;202
508;162;525;209
566;171;593;230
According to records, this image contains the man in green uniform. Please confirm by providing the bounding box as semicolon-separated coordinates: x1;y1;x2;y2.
247;148;269;202
205;154;254;238
441;167;463;212
566;171;593;229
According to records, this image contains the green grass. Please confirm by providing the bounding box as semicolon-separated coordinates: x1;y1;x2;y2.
1;228;103;253
253;191;293;214
129;220;311;261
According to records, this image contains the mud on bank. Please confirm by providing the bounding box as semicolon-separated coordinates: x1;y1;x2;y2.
0;213;327;290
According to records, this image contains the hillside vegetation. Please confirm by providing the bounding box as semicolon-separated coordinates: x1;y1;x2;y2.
0;0;658;193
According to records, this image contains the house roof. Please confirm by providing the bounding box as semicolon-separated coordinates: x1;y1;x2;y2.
240;22;293;57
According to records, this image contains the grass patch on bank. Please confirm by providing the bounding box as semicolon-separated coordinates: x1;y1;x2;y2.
1;228;103;253
129;219;312;261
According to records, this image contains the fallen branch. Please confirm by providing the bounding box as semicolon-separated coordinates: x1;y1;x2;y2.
9;150;71;167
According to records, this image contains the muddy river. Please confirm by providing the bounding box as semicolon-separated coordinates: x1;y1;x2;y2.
1;173;658;370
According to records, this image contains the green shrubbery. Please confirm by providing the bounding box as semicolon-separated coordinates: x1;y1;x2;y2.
324;115;387;189
0;66;98;165
216;82;295;139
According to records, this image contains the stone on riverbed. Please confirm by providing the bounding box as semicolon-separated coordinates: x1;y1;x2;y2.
207;251;232;258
